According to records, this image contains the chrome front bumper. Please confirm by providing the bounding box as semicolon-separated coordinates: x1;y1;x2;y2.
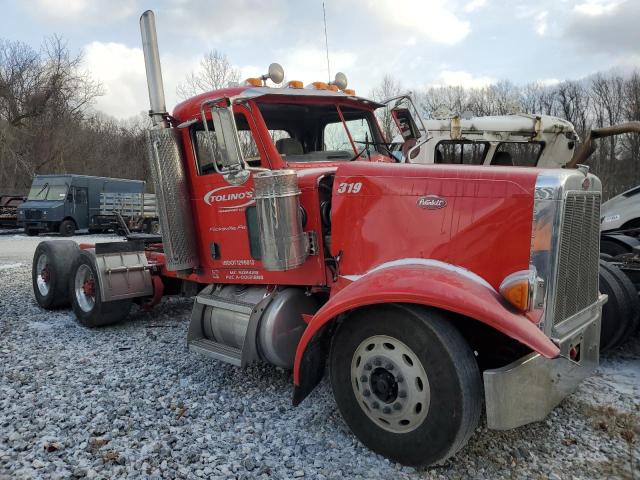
483;294;605;430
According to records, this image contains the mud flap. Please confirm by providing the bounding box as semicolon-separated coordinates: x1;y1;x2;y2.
94;241;153;302
292;329;331;406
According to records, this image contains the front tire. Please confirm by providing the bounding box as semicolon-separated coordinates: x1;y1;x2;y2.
69;250;132;327
329;306;482;466
32;241;80;309
59;219;76;237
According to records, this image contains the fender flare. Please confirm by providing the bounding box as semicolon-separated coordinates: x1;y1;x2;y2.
293;262;559;388
600;232;640;251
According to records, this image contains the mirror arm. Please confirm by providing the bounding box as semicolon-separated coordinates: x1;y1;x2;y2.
406;135;431;163
200;101;224;175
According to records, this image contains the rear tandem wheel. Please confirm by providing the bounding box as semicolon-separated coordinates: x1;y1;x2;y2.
69;250;133;327
32;240;80;309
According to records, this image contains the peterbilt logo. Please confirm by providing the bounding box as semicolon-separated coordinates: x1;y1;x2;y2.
204;185;255;211
417;195;447;210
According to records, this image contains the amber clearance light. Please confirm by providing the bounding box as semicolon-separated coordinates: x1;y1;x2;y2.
499;269;540;312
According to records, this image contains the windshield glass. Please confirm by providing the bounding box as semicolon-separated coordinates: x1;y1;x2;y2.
27;183;69;201
256;102;383;162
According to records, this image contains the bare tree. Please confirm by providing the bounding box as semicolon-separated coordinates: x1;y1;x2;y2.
0;36;103;191
177;50;241;99
369;74;403;141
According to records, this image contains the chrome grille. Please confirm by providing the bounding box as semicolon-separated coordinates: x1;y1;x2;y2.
25;210;42;220
553;191;601;324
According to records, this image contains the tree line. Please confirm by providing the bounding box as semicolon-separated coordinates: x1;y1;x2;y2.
0;36;153;194
1;35;639;200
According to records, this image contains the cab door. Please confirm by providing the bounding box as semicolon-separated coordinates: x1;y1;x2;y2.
66;186;89;229
188;105;269;278
72;187;89;228
382;94;427;161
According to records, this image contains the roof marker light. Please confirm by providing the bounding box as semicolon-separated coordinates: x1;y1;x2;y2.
244;63;285;87
244;77;262;87
286;80;304;89
308;81;329;90
343;88;356;95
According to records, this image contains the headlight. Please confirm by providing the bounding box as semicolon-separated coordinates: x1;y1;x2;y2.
499;268;544;313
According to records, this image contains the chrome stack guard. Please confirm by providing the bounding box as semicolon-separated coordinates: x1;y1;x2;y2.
483;294;605;430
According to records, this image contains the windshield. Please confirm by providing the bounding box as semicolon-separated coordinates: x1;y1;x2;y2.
256;102;384;162
27;183;69;201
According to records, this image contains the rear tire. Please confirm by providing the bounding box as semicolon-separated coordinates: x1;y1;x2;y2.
59;219;76;237
598;265;628;351
69;250;132;327
32;241;80;309
329;305;481;466
600;260;640;345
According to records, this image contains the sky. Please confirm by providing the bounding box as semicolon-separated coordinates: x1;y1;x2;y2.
1;0;638;120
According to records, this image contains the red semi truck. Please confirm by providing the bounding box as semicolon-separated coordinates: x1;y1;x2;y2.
30;11;605;466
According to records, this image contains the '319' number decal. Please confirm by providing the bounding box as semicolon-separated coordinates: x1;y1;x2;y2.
337;182;362;194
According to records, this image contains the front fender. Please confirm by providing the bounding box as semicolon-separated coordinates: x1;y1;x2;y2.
293;262;559;387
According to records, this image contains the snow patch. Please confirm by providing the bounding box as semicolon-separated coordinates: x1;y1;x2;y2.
0;263;23;270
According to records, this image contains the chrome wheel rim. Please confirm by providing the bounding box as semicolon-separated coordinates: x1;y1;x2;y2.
351;335;430;433
36;253;50;296
74;264;95;312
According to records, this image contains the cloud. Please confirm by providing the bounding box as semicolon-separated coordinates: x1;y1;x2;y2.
277;46;357;85
573;0;625;16
165;0;287;42
356;0;471;45
429;70;496;88
535;11;548;36
22;0;136;22
464;0;487;13
565;0;640;54
82;41;201;119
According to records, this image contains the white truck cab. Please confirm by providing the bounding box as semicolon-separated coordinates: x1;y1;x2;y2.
386;95;578;169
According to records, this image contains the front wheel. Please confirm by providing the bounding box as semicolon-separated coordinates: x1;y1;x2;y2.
329;306;482;466
59;219;76;237
69;250;132;327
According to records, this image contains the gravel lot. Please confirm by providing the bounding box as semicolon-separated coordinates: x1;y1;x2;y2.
0;232;638;479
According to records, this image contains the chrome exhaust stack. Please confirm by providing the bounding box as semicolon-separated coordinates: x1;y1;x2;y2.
140;10;168;128
139;10;198;273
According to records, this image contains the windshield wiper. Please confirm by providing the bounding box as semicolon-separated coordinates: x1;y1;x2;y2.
354;139;396;159
348;144;369;161
34;183;49;200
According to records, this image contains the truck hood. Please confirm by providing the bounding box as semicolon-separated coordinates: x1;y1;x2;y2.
18;200;65;210
600;190;637;230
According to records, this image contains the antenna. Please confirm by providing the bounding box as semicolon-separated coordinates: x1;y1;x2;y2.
322;1;330;81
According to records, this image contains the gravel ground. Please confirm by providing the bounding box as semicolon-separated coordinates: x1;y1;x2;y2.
0;233;638;479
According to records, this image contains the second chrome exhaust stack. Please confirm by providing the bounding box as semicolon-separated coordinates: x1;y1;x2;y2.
140;10;167;127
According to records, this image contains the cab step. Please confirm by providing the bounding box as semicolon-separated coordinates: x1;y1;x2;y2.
188;338;242;366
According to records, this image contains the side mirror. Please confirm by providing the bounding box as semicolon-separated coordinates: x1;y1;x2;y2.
391;108;421;140
210;104;249;185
